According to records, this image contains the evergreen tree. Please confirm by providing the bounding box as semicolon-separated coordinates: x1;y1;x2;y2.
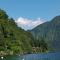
0;9;8;19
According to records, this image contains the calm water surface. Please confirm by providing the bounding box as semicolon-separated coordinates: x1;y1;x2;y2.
0;52;60;60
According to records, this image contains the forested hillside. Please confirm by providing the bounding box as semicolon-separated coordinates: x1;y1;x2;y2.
0;9;33;55
0;9;48;55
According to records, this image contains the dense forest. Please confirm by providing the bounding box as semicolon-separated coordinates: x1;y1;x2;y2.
0;9;48;55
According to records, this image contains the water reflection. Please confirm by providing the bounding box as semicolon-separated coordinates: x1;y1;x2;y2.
0;52;60;60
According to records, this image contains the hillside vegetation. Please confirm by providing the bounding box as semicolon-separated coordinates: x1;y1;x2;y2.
0;9;48;55
0;9;33;55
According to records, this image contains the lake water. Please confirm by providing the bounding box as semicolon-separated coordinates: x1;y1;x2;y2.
0;52;60;60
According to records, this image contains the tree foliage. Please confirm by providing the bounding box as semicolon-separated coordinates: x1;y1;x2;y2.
0;9;8;19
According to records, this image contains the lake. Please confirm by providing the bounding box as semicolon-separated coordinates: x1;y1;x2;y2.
0;52;60;60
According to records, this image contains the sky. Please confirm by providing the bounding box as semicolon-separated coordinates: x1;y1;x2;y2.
0;0;60;30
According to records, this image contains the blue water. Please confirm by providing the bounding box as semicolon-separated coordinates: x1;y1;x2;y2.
0;52;60;60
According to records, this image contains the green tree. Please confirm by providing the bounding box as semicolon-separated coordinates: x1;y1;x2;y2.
40;38;48;52
0;9;8;19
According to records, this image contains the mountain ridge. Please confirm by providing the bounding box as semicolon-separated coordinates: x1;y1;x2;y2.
30;15;60;51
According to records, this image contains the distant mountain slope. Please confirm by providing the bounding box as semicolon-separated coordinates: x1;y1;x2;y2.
30;16;60;51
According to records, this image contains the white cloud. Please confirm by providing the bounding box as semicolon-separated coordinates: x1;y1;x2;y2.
15;17;45;30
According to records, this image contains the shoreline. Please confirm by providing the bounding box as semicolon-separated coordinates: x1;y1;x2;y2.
0;50;50;56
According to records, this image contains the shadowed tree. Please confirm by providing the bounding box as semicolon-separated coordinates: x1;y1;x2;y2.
0;9;8;19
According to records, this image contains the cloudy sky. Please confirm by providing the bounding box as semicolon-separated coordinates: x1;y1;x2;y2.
15;17;45;30
0;0;60;30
